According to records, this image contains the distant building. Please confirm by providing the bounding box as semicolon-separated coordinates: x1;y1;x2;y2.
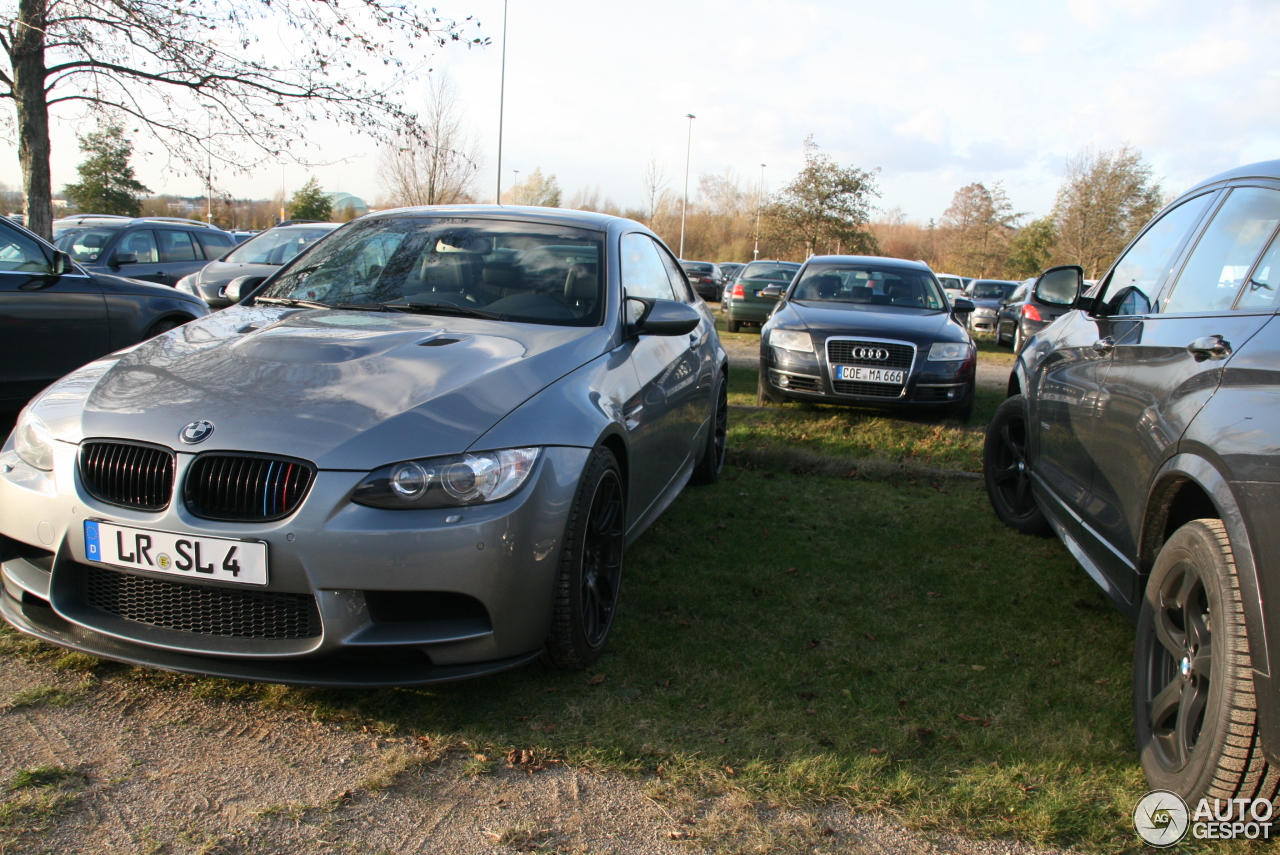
328;192;369;220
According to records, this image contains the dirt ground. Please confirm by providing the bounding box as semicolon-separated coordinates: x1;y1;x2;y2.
0;654;1068;855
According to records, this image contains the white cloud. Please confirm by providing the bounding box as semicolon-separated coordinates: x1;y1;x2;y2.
1152;36;1253;79
1014;30;1048;54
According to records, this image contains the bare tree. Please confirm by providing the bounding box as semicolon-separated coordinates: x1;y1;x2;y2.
0;0;483;237
1052;144;1163;278
376;74;481;208
641;154;669;225
939;182;1020;277
502;167;560;207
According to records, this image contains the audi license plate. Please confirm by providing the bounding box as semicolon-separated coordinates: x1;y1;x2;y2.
835;365;904;384
84;520;268;586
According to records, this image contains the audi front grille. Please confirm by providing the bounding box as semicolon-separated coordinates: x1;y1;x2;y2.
826;338;916;398
183;453;315;522
79;441;176;511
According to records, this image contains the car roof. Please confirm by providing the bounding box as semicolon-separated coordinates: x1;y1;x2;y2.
54;215;226;230
804;255;931;272
1189;159;1280;194
367;204;619;232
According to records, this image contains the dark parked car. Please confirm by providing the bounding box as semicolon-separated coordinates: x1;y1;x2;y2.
0;216;209;412
964;279;1020;333
175;223;341;309
758;256;977;420
983;159;1280;806
0;206;728;686
679;260;723;302
53;215;236;288
993;277;1070;352
717;262;744;286
724;260;801;332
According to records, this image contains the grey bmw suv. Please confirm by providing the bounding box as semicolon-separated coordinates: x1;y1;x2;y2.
984;160;1280;807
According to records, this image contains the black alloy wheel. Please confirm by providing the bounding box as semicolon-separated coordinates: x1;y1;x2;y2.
982;395;1049;534
691;372;728;484
545;446;626;669
1134;519;1280;804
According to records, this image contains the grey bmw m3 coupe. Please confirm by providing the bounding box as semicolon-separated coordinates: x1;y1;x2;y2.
0;207;729;686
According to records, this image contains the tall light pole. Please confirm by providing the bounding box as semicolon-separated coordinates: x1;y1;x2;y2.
753;162;766;260
679;113;695;258
494;0;509;205
511;169;519;204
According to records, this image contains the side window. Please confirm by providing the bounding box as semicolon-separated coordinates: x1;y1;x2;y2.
1103;193;1213;315
621;232;676;302
197;231;235;260
1008;283;1028;303
119;229;159;264
656;242;696;302
0;226;52;273
158;230;198;263
1162;187;1280;314
1237;228;1280;311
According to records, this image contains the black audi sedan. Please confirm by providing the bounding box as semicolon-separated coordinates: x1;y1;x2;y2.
757;256;977;420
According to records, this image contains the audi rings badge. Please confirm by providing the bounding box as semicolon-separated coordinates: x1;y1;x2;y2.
851;347;890;361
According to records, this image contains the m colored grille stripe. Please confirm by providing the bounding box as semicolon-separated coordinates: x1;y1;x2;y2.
184;454;314;522
79;442;175;511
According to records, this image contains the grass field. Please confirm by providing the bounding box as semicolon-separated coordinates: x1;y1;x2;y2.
4;342;1228;854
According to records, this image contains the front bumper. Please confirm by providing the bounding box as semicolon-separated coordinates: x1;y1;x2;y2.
761;344;974;407
0;438;590;686
969;311;998;333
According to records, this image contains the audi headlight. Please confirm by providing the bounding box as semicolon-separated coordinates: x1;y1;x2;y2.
174;274;199;297
14;407;55;471
927;342;974;361
769;329;814;353
352;447;540;509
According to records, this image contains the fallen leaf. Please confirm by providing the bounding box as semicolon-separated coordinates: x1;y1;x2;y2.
335;789;354;805
926;591;942;598
716;523;728;530
1095;678;1110;686
898;698;907;708
587;673;607;686
784;567;798;575
506;749;546;773
822;826;836;836
669;831;694;840
864;633;877;641
1047;659;1063;667
723;765;736;777
805;708;817;715
869;748;880;754
706;536;720;543
971;665;986;671
958;713;992;726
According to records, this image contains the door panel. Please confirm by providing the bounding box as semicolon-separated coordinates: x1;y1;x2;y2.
0;271;109;405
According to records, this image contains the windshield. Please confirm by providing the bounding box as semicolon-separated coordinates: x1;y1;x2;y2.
53;224;124;263
260;217;606;326
791;264;947;311
682;262;714;274
969;281;1018;299
741;262;800;282
225;226;337;264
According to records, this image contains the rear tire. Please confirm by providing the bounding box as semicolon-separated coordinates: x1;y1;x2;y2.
983;395;1049;534
544;447;626;670
1134;520;1280;805
1013;324;1025;354
691;373;728;485
726;317;741;333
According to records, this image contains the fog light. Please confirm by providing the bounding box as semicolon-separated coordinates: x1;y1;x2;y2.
778;374;790;388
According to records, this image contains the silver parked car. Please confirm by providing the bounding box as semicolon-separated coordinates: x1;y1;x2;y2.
175;222;341;309
0;207;729;686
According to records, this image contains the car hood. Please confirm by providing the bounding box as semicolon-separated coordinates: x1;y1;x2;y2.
777;302;967;344
196;259;280;288
37;306;609;470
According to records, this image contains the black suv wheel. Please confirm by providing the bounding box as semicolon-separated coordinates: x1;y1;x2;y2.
983;395;1048;535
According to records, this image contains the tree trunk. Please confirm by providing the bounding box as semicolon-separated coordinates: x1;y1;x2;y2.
12;0;51;239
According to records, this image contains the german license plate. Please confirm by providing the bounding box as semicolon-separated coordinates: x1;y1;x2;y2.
84;520;268;586
835;365;904;384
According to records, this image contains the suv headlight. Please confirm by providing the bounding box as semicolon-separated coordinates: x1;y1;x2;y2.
769;329;814;353
352;447;540;509
927;342;974;361
174;274;199;296
14;408;55;470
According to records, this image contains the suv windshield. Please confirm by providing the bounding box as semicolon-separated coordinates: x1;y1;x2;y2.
260;217;606;326
791;264;947;311
53;224;124;263
740;262;800;282
225;226;338;265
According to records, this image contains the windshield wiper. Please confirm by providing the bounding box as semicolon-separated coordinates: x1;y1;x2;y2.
382;301;506;320
328;301;394;312
253;296;331;310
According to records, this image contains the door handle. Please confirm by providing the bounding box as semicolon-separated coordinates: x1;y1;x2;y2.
1187;335;1231;361
1092;338;1115;355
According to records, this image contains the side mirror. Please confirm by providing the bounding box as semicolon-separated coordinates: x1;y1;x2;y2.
626;297;700;336
52;250;73;275
759;284;785;298
951;297;975;315
225;275;267;303
111;252;138;267
1034;265;1083;307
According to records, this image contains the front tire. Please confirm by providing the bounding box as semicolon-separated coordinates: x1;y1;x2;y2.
983;395;1049;534
1134;520;1280;805
544;447;626;669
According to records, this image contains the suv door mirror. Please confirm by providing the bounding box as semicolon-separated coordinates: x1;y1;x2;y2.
1034;265;1083;307
51;250;73;275
225;275;266;303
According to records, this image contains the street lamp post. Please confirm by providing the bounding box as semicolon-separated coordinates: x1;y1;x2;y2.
495;0;509;205
679;113;695;258
753;162;766;260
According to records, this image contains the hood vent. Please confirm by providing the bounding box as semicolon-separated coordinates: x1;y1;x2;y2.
419;336;468;347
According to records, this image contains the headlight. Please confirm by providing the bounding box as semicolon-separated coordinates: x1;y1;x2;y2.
769;329;814;353
174;274;199;296
927;342;974;361
14;408;54;470
352;447;540;509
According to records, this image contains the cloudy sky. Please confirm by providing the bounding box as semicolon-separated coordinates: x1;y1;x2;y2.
4;0;1277;224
